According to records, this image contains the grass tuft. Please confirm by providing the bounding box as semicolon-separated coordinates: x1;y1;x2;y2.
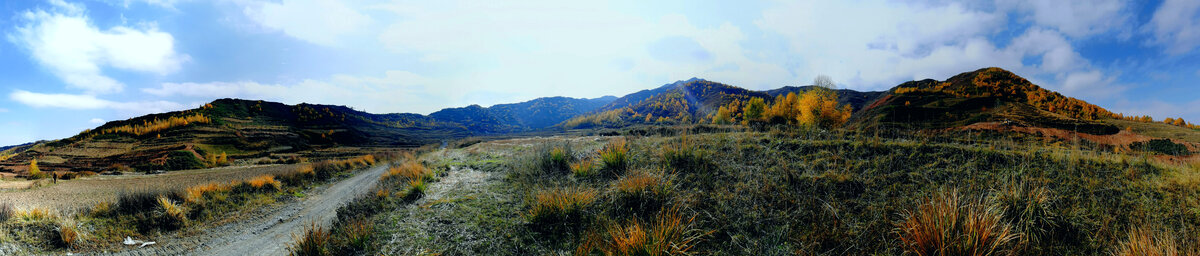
157;195;188;228
527;187;598;232
57;220;79;249
600;139;629;174
896;189;1019;256
1110;227;1187;256
578;207;706;256
290;222;332;256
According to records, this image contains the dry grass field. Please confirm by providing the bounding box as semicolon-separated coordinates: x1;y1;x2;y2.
0;164;302;212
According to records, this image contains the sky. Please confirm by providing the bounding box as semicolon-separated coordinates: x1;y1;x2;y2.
0;0;1198;146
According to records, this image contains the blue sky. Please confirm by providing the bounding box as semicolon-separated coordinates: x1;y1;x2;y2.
1;0;1198;146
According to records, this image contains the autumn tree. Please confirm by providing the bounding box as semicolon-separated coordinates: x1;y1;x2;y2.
742;97;766;124
28;159;40;177
218;152;229;166
796;75;853;129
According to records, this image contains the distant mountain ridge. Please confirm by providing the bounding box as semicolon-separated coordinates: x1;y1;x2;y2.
431;96;616;133
2;67;1171;173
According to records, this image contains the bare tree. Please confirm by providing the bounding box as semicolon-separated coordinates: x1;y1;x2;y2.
814;75;835;89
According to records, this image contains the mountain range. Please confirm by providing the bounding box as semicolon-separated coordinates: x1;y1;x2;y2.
1;67;1191;173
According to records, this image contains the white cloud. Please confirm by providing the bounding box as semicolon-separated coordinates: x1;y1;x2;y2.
145;71;450;114
756;0;1018;90
997;0;1131;38
0;108;9;113
1008;28;1086;73
1146;0;1200;54
8;2;187;94
121;0;186;9
242;0;370;46
10;90;185;115
89;118;105;124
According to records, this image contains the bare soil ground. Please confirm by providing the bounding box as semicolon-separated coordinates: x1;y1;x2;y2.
0;164;302;212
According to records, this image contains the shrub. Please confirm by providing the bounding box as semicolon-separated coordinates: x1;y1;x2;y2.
88;201;113;217
600;139;629;173
334;218;375;254
577;207;705;256
290;222;332;256
1131;139;1189;156
526;187;598;232
405;179;427;201
896;189;1018;256
116;189;178;215
164;150;206;171
157;196;188;228
0;202;12;222
1110;227;1183;256
57;220;79;249
76;171;98;178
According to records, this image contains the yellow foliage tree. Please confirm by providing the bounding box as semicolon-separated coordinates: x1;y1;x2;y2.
29;159;40;176
795;86;852;129
218;152;228;166
742;97;766;124
794;75;852;129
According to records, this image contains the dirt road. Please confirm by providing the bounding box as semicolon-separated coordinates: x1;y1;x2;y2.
102;164;387;256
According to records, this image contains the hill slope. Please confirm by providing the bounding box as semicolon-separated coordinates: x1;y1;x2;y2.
852;67;1120;135
562;79;886;128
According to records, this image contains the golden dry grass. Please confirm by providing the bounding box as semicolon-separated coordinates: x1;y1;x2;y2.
244;175;282;192
1110;227;1189;256
577;207;705;256
526;187;598;224
158;196;188;225
184;182;232;204
57;220;79;249
612;170;669;196
382;161;430;182
896;189;1018;256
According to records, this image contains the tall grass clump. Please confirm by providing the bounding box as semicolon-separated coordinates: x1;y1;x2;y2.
382;161;431;183
1110;227;1192;256
290;222;332;256
611;169;673;217
571;159;596;178
577;207;706;256
236;175;283;193
115;189;178;215
600;139;629;174
661;136;709;172
526;187;598;232
157;196;188;229
57;220;79;249
896;189;1019;256
184;182;231;204
334;218;375;254
991;181;1058;249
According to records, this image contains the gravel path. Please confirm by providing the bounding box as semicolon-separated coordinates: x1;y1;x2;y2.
377;166;525;255
97;164;387;256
